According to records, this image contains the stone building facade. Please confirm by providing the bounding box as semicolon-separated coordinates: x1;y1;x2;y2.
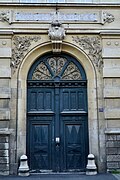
0;1;120;175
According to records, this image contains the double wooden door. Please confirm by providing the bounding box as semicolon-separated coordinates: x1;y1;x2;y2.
27;54;88;172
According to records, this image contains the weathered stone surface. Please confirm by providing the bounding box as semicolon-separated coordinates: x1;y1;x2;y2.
107;135;117;141
0;164;9;171
107;155;120;162
103;68;120;77
0;143;9;150
0;157;9;163
9;163;18;175
105;109;120;119
0;150;8;157
104;88;120;98
0;87;11;98
107;162;119;169
0;48;11;57
107;120;120;128
117;135;120;140
0;136;8;143
106;148;118;155
0;109;10;120
106;141;120;148
0;99;9;109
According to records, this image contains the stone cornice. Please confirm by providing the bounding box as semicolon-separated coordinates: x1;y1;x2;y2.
0;3;120;7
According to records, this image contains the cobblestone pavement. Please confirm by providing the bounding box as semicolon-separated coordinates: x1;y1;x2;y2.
0;173;118;180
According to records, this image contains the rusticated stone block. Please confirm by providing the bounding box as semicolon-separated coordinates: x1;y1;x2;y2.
107;155;120;162
0;143;9;150
106;148;117;155
0;150;8;157
0;136;8;143
0;109;10;120
117;135;120;140
106;141;120;148
0;164;9;171
0;157;9;163
107;162;119;169
107;135;117;141
118;148;120;154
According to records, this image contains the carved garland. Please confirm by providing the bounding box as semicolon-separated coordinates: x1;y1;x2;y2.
72;36;103;71
11;36;41;70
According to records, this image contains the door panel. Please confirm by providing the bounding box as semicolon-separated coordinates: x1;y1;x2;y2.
28;118;53;171
31;123;50;170
28;88;54;112
60;87;87;112
64;122;86;170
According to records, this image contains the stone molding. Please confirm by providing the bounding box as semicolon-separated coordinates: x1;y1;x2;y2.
72;36;103;71
11;36;41;71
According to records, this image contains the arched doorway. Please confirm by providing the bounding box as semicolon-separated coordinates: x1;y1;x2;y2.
27;53;89;173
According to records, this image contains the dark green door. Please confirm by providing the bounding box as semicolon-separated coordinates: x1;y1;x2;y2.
27;54;88;172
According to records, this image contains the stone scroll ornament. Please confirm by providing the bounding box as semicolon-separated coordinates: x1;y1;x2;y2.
11;36;41;71
72;36;103;71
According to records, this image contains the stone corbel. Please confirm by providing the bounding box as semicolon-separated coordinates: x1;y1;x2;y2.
48;20;66;53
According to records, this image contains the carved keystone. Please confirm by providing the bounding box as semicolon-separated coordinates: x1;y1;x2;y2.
48;20;66;53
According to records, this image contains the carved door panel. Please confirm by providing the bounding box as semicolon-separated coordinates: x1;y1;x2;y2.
27;54;88;172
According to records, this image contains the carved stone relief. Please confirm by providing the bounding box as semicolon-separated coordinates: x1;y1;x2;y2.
72;36;103;71
11;36;41;71
102;12;115;24
48;19;66;53
0;11;10;23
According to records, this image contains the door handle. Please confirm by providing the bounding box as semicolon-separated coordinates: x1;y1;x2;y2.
55;137;60;146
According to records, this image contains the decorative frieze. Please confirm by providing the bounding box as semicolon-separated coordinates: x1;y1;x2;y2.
72;36;103;71
11;36;41;70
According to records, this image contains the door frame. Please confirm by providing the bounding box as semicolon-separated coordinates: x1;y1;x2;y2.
26;54;89;172
15;42;103;172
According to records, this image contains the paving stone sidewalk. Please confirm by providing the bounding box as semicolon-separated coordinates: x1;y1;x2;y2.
0;173;118;180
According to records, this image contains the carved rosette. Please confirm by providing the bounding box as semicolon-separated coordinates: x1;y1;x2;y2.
102;12;115;24
48;20;66;53
11;36;41;71
0;11;10;23
72;36;103;71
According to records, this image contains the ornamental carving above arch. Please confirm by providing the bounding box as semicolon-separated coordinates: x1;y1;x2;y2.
11;35;41;72
72;35;103;72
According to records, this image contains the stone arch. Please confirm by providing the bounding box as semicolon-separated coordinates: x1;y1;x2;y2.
16;41;99;170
